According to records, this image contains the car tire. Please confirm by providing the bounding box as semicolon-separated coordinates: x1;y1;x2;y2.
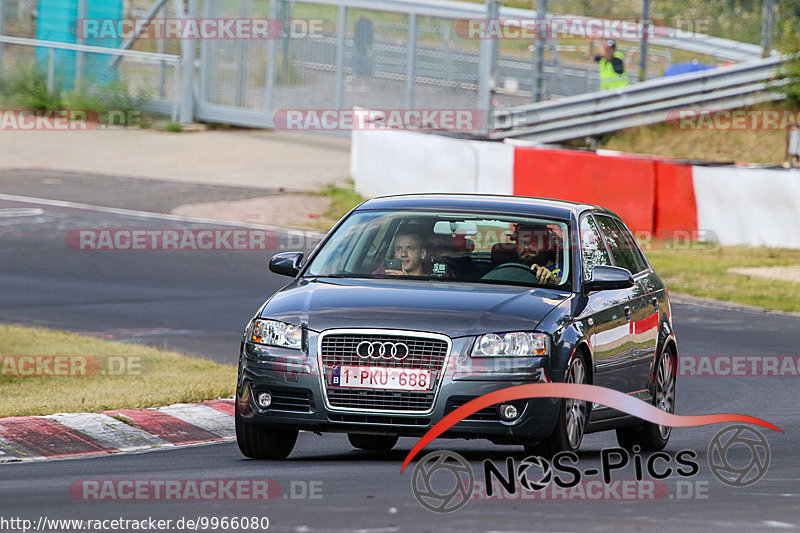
348;433;399;451
235;402;298;459
524;355;589;458
616;347;676;451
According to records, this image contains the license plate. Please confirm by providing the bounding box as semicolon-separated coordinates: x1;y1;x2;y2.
330;366;432;391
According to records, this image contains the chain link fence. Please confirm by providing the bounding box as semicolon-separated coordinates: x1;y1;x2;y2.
1;0;797;130
0;0;181;104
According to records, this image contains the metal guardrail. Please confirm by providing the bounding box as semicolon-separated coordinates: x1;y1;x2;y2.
0;35;182;121
354;0;764;62
491;56;786;143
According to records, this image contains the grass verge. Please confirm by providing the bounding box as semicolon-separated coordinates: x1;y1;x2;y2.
597;103;795;165
0;325;235;418
319;180;366;221
643;243;800;314
301;180;366;231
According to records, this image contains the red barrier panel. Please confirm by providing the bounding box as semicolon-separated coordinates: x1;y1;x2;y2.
513;147;657;233
653;161;698;237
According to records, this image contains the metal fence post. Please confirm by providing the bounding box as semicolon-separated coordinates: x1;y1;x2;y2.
761;0;775;57
176;0;196;123
334;5;346;111
235;0;248;107
47;48;56;93
531;0;547;102
164;0;174;99
264;0;278;118
203;0;219;104
75;0;87;87
639;0;650;81
0;0;6;75
405;13;417;110
172;57;180;122
477;0;499;135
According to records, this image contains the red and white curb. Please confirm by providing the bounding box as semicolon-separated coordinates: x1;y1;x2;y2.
0;399;234;463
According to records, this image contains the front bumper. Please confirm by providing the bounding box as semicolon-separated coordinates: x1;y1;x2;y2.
237;333;561;443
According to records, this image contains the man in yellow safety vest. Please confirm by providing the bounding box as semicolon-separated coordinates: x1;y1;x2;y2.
592;39;629;90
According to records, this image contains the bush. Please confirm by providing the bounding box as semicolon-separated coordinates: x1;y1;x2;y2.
0;67;61;110
775;28;800;109
0;67;149;126
776;54;800;108
62;80;147;126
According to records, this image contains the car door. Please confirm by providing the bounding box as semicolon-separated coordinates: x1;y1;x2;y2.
579;213;633;394
608;217;661;394
593;214;656;397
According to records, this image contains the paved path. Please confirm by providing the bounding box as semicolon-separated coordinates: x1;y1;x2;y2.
0;129;351;192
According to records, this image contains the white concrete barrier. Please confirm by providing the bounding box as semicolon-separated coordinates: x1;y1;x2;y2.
693;166;800;248
351;129;513;198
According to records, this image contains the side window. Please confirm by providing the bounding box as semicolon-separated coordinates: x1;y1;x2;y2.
595;215;641;274
579;215;610;279
611;218;648;274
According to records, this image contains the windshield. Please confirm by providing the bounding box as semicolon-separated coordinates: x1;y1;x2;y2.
305;210;571;289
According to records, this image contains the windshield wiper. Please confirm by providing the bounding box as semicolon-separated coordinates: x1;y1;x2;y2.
309;274;376;279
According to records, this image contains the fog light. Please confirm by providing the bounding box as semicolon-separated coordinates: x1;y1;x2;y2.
257;391;272;408
498;403;519;421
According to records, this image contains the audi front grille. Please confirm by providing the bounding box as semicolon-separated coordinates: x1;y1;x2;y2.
318;330;450;413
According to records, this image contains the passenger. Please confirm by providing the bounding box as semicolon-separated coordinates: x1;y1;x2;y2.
512;224;564;285
384;230;430;276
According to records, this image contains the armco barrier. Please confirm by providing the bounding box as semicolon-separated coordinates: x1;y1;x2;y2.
513;146;658;234
351;130;800;248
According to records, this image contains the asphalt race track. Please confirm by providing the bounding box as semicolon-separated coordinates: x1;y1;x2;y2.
1;179;799;531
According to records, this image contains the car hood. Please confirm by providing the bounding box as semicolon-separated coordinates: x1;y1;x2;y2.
260;278;570;338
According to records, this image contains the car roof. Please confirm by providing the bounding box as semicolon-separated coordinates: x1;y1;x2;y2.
355;193;615;221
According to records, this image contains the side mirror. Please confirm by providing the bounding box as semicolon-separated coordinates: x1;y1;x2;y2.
269;252;304;277
585;265;634;292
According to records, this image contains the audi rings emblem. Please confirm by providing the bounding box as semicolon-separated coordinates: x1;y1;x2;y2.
356;341;410;360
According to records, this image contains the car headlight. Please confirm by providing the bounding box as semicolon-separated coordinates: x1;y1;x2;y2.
249;319;302;350
471;332;549;357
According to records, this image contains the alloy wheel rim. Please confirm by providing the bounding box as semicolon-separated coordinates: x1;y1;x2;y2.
565;358;587;449
656;354;675;439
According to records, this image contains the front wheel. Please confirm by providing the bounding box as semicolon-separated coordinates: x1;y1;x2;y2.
235;403;298;459
616;348;676;451
525;356;589;457
348;433;398;451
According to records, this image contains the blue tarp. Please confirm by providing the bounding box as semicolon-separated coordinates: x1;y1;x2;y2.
36;0;123;90
663;61;716;77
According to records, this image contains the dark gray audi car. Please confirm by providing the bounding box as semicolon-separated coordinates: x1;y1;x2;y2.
236;194;677;459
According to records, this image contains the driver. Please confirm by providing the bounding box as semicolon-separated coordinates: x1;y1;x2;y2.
384;230;430;276
511;223;564;285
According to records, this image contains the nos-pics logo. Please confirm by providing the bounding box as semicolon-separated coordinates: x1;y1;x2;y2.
411;425;771;512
